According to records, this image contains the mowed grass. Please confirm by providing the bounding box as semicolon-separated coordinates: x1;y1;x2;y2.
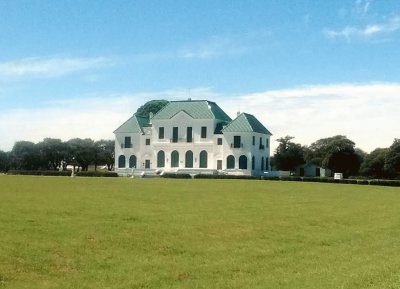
1;176;400;289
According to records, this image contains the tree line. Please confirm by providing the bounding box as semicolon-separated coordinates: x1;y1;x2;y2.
1;135;399;179
273;135;400;179
0;138;114;172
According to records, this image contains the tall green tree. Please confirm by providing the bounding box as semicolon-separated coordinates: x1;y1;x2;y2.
307;135;361;177
385;139;400;178
0;150;9;172
360;148;389;178
136;99;169;117
273;136;305;171
10;141;40;170
37;138;67;170
67;138;95;171
94;139;115;171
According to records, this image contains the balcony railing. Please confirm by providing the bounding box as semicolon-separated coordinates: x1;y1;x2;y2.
231;143;243;148
259;144;265;150
121;143;133;148
170;138;194;143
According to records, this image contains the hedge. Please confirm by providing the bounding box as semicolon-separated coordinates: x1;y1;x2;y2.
161;173;192;179
75;171;118;177
7;170;71;176
194;174;258;180
369;179;400;187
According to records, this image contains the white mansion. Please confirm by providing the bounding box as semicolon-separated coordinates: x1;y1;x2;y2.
114;100;272;176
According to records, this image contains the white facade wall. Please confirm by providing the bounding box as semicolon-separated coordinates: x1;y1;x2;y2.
115;111;271;176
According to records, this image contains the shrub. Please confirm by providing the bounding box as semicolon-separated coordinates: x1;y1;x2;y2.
7;170;71;176
357;180;369;185
162;173;192;179
263;176;280;181
302;177;320;182
369;179;400;187
75;171;118;177
193;174;258;180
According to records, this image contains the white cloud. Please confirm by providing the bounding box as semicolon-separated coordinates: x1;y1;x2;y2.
324;15;400;41
0;87;219;151
0;56;114;79
354;0;371;16
218;83;400;153
1;84;398;153
178;36;248;60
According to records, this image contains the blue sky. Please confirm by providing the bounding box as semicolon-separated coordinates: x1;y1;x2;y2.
0;0;399;152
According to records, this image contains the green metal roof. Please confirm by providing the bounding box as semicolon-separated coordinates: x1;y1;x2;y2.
222;113;272;135
113;114;149;134
152;100;232;121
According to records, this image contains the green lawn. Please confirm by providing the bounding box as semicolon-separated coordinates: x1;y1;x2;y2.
1;175;400;289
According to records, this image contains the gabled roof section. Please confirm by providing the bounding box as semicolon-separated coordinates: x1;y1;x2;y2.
152;100;232;121
222;113;272;135
113;114;149;134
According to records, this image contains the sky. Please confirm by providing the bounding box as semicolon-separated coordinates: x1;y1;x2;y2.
0;0;399;153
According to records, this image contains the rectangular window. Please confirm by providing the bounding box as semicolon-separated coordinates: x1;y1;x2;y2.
233;136;241;148
201;126;207;138
145;138;150;145
159;127;164;139
187;127;193;142
259;137;265;150
172;127;178;143
266;138;269;148
217;138;222;145
124;136;132;148
252;136;255;146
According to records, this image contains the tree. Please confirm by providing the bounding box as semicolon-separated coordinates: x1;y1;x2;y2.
67;138;95;171
360;148;389;178
94;139;115;171
9;141;40;170
273;136;305;171
136;100;169;117
37;138;67;170
307;135;361;177
0;150;9;172
385;139;400;178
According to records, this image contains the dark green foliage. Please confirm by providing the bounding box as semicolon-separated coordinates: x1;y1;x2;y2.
94;139;115;171
7;170;71;176
384;139;400;178
359;148;389;178
194;174;258;180
75;171;118;177
273;136;305;171
6;138;115;173
9;141;41;170
0;150;9;172
306;135;361;177
136;99;169;117
369;179;400;187
162;173;192;179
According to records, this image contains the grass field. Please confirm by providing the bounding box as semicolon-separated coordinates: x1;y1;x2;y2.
1;175;400;289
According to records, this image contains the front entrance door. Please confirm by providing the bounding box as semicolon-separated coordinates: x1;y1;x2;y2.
217;160;222;170
145;160;150;169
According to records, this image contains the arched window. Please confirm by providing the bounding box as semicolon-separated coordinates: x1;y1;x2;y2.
239;155;247;169
129;155;137;168
185;150;193;168
252;156;255;170
261;157;264;171
227;155;235;169
171;151;179;168
157;151;165;168
199;150;208;168
118;155;126;168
